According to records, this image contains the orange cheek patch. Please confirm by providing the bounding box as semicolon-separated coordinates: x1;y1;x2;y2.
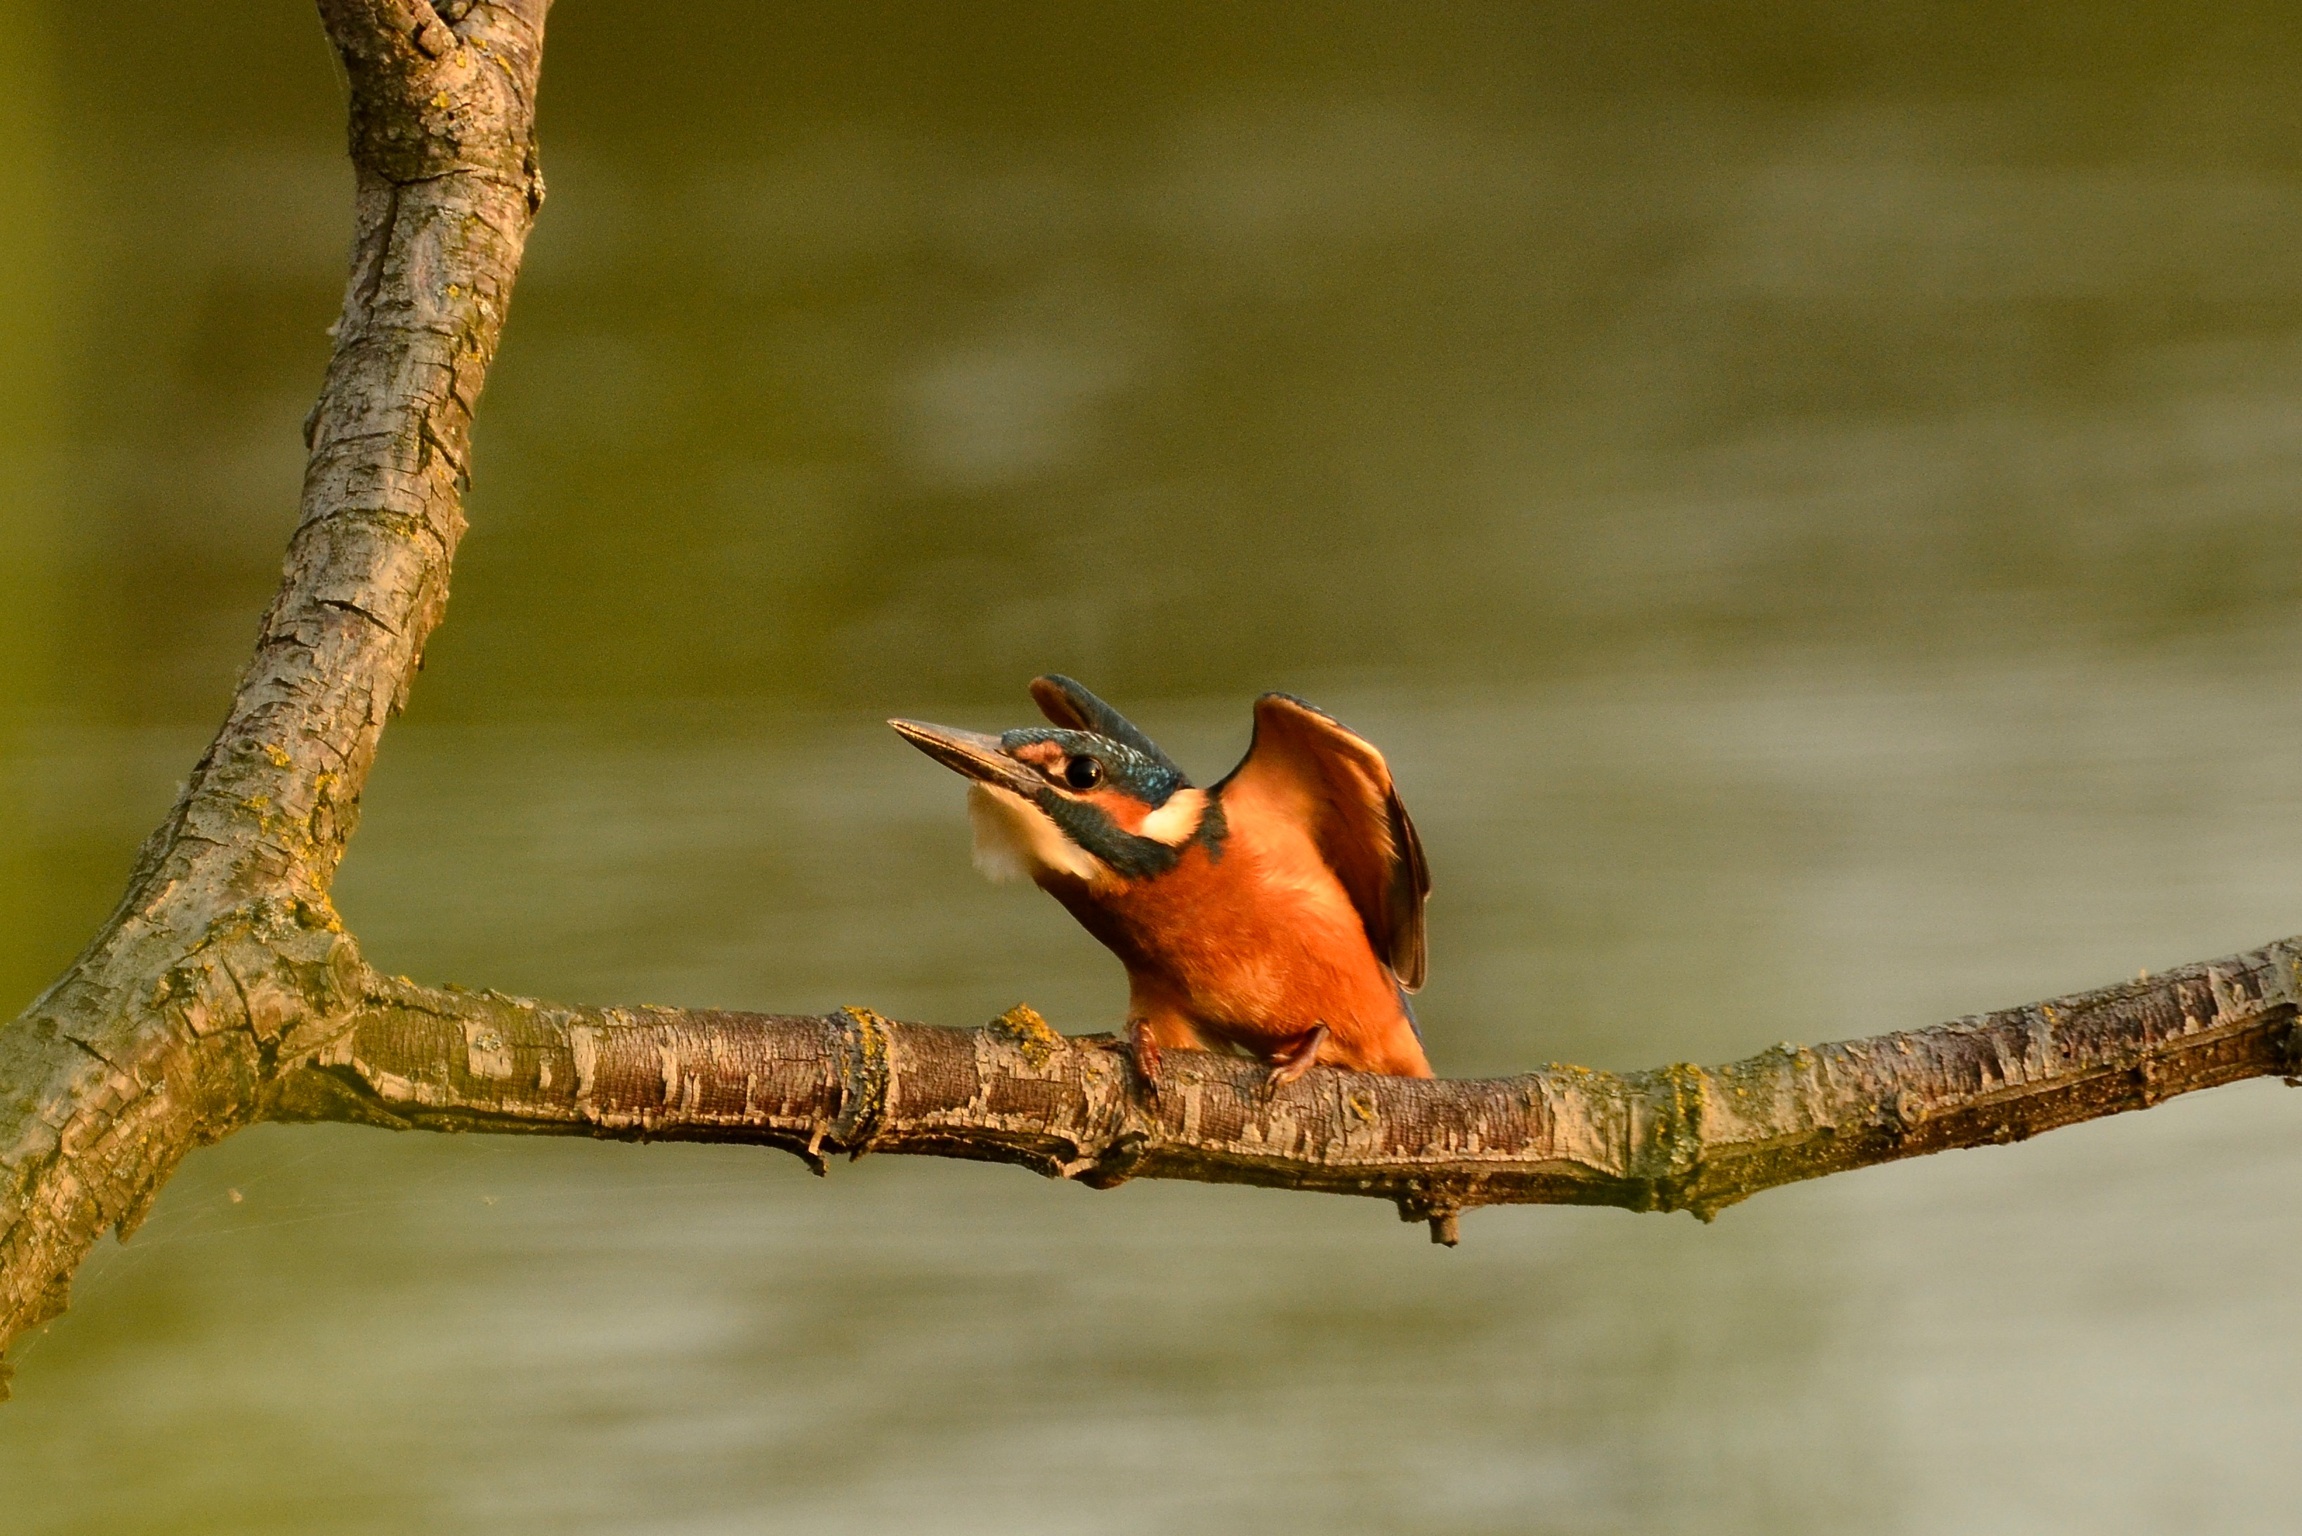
1075;787;1150;832
1066;785;1206;845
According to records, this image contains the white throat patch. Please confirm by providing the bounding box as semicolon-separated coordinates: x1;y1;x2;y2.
1136;787;1207;846
967;783;1107;885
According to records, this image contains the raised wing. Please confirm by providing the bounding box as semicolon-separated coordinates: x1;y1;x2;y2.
1216;693;1430;990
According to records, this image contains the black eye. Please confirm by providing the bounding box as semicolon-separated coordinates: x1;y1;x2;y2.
1063;755;1104;790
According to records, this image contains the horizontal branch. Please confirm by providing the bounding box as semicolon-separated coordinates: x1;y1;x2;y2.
265;938;2302;1242
6;0;2297;1409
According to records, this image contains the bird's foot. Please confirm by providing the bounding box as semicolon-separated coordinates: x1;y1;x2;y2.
1263;1023;1329;1095
1126;1018;1162;1103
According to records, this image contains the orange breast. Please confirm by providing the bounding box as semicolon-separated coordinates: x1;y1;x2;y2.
1044;806;1427;1075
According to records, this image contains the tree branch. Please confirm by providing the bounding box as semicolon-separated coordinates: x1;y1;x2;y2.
3;0;2296;1401
0;0;548;1381
264;939;2302;1244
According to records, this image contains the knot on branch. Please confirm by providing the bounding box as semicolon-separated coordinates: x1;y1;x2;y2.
1617;1060;1713;1212
1082;1130;1152;1187
828;1006;894;1157
1394;1188;1468;1246
321;0;546;187
988;1004;1064;1068
155;897;365;1065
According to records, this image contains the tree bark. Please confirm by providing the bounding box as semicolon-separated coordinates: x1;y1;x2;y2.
264;944;2302;1251
0;0;547;1388
2;0;2297;1394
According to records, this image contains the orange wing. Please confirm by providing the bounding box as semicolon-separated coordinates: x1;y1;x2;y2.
1216;693;1430;990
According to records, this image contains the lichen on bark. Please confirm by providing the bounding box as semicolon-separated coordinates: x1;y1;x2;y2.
4;0;2299;1397
0;0;551;1387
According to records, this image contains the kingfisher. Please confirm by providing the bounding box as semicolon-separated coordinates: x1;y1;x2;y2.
891;676;1432;1085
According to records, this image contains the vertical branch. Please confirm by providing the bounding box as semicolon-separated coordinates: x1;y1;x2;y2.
165;0;549;920
0;0;550;1377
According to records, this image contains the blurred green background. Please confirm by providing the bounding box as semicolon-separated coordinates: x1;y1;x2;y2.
10;1;2302;1531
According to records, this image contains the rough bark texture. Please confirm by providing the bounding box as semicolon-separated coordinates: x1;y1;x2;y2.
2;0;2297;1395
0;0;547;1389
264;943;2302;1249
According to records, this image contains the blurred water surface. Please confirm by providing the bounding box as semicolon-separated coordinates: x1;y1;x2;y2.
8;2;2302;1531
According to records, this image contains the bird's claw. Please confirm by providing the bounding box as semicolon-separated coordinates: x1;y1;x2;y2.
1262;1023;1329;1097
1126;1019;1162;1103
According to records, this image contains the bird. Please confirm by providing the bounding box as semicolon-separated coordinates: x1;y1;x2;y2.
890;676;1432;1086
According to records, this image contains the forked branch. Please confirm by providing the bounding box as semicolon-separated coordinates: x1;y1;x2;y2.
0;0;548;1381
1;0;2295;1395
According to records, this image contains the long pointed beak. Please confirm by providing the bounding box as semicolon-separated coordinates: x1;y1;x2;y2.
889;719;1042;797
